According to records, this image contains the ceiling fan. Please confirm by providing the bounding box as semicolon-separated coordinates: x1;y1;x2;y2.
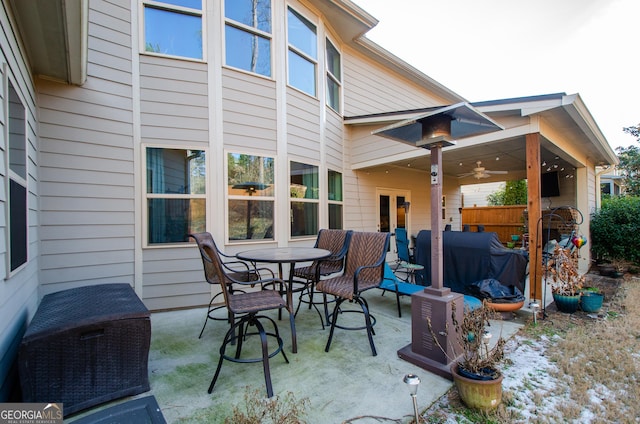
458;161;508;179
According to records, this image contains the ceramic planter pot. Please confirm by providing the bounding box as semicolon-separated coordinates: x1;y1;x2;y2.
553;293;580;313
580;292;604;312
451;364;503;411
598;264;615;276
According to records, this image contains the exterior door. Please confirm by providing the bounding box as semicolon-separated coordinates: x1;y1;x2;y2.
377;189;410;260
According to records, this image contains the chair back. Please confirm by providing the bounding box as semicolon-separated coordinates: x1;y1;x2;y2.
190;232;223;285
190;232;235;307
344;232;390;287
395;228;411;263
314;229;352;274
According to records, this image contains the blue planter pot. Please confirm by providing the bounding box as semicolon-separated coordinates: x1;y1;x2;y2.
580;292;603;312
553;293;580;313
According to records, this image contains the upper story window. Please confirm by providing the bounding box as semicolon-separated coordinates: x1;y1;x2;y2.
228;153;275;241
326;39;341;112
290;161;318;237
328;170;343;229
7;81;27;273
142;0;204;60
224;0;272;77
145;147;206;245
287;7;317;96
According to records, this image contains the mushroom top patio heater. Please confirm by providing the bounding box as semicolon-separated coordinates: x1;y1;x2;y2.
372;102;503;379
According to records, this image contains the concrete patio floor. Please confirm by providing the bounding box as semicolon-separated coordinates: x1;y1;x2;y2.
69;289;525;423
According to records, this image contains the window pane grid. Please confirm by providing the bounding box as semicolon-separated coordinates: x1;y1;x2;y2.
224;0;272;77
145;147;206;245
225;25;272;77
227;153;275;241
225;0;271;33
143;3;203;60
287;7;317;96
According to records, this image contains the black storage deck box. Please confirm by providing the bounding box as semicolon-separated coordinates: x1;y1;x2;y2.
19;284;151;416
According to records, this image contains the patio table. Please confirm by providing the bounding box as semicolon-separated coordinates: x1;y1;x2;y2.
237;247;331;353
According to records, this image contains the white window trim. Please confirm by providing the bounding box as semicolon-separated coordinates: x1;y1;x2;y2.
222;1;274;78
289;159;320;240
142;144;208;249
327;169;344;229
286;6;318;98
325;36;342;114
139;0;207;62
4;73;29;278
225;150;277;244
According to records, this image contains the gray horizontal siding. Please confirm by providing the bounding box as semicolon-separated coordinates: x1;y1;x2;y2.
222;69;277;152
139;56;209;146
343;47;445;117
325;109;343;170
37;0;135;293
287;88;320;159
142;248;210;311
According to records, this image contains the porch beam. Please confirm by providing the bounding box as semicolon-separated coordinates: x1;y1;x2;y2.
526;133;543;301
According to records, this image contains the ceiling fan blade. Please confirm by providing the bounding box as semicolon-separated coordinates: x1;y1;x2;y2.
487;170;508;175
457;172;475;178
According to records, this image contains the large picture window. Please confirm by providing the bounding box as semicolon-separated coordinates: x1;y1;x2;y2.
224;0;272;77
328;170;343;229
290;161;318;237
142;0;203;60
326;39;341;112
287;7;317;96
145;147;206;245
228;153;275;241
7;81;27;273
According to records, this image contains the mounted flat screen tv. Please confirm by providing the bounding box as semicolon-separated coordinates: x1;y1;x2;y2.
541;171;560;197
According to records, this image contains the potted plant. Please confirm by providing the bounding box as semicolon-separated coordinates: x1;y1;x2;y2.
428;301;506;411
610;259;627;278
545;245;585;313
579;286;604;313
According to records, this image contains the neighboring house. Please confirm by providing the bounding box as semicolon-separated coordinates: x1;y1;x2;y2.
461;181;504;207
0;0;618;400
598;167;623;200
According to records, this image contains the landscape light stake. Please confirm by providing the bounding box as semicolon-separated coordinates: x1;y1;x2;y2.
481;329;492;359
530;300;540;325
403;373;421;423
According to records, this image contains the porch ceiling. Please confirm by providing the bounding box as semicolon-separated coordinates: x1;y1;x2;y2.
350;93;617;183
372;135;578;183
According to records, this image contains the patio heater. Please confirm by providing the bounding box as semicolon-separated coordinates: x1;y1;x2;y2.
372;103;502;379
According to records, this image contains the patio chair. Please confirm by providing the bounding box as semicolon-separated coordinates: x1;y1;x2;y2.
292;229;352;328
379;262;483;317
379;262;423;318
395;228;424;284
190;232;271;339
317;231;390;356
195;236;290;398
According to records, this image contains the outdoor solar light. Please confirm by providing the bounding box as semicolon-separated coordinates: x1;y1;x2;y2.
403;373;421;423
530;300;540;324
481;329;492;359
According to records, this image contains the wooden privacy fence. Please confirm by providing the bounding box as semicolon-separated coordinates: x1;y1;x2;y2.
461;206;527;244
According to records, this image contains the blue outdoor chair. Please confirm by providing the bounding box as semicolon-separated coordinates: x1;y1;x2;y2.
395;228;424;284
379;262;482;317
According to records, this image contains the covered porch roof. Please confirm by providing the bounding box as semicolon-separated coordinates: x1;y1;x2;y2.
345;93;618;182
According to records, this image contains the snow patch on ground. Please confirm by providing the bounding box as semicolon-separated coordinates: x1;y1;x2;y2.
499;335;565;422
422;334;578;423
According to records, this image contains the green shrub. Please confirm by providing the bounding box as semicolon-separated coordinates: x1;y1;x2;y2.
590;196;640;264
